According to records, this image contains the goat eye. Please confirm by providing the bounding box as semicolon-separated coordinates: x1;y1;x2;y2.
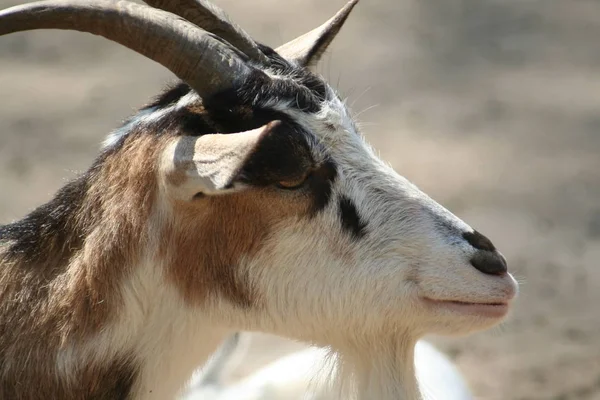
276;172;311;190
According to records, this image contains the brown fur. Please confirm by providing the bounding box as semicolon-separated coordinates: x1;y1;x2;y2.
160;188;313;307
0;132;160;399
60;134;160;340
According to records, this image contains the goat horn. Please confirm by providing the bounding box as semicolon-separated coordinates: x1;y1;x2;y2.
142;0;268;65
276;0;358;67
0;0;253;99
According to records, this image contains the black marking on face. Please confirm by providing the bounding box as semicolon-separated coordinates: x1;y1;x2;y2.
463;230;496;252
308;160;337;215
338;195;366;239
237;120;313;187
206;68;324;116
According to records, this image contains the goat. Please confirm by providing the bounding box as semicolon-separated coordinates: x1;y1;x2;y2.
182;333;473;400
0;0;518;399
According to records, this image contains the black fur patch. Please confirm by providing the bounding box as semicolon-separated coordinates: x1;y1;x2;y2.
162;107;217;137
237;120;313;186
339;195;367;239
206;69;322;116
0;173;90;266
338;195;366;239
144;82;192;110
308;160;337;215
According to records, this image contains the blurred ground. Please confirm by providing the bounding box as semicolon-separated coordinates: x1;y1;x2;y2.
1;0;600;398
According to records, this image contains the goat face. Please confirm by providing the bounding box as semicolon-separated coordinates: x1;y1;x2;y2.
154;61;518;342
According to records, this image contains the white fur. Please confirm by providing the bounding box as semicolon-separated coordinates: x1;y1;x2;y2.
182;336;472;400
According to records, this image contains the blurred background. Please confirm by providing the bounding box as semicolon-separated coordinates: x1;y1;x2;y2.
1;0;599;398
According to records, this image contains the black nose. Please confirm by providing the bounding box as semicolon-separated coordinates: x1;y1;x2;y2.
463;230;496;252
463;230;507;275
470;250;507;275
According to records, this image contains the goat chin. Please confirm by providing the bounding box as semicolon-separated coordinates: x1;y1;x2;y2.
181;338;473;400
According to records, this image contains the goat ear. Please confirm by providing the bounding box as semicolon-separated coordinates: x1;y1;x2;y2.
276;0;358;68
160;122;279;199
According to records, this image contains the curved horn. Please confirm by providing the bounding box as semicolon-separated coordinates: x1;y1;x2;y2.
143;0;268;65
0;0;252;98
277;0;358;67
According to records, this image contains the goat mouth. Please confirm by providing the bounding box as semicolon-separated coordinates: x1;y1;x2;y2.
422;297;510;318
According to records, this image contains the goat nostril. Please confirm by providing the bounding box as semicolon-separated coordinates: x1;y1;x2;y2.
470;250;507;276
462;230;496;252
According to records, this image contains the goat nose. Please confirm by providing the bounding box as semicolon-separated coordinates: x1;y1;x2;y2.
462;230;507;275
462;230;496;252
470;250;508;276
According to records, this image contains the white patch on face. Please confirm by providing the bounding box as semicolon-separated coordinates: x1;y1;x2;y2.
102;91;200;150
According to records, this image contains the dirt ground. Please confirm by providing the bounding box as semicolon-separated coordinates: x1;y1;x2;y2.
1;0;599;399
